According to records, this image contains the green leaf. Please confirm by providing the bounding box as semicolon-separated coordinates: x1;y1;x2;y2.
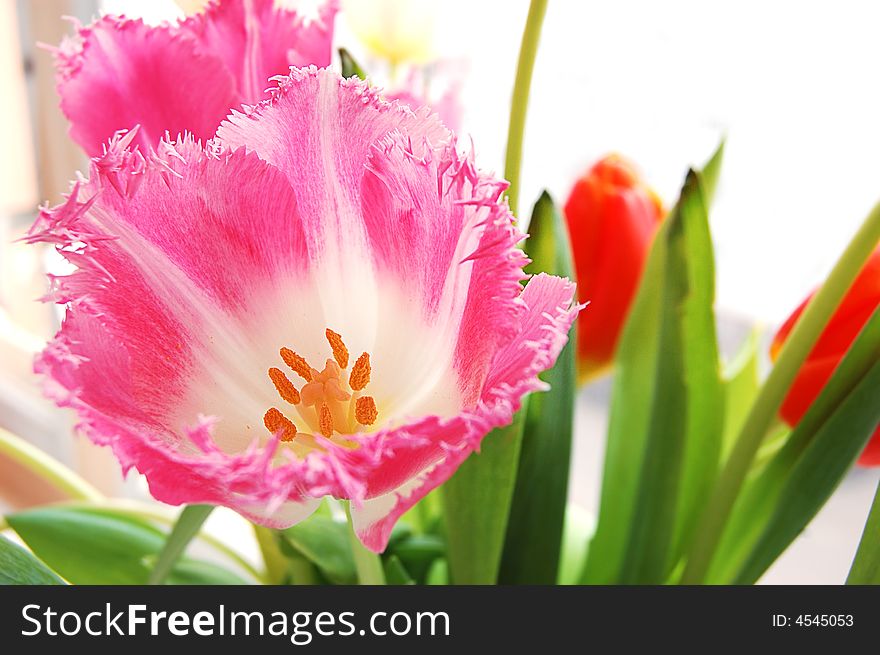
278;516;356;585
734;359;880;583
705;306;880;583
6;506;247;585
442;416;524;584
148;504;213;585
168;559;251;585
721;329;762;462
700;139;725;205
669;170;725;566
847;478;880;584
425;558;449;585
557;504;594;585
383;555;416;585
581;210;668;583
500;191;576;584
388;534;445;583
0;534;64;585
585;156;724;584
339;48;367;80
618;172;699;583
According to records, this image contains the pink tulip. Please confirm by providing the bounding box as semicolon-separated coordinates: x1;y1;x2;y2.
52;0;338;156
29;68;578;552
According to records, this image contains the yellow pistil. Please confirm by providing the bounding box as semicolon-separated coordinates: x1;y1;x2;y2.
262;329;380;448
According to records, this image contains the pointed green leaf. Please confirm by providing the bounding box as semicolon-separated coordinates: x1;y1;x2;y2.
734;359;880;583
700;139;725;205
0;534;64;585
339;48;367;80
278;516;356;585
6;507;248;585
425;558;449;585
383;555;416;585
582;211;668;583
442;416;524;584
620;171;713;583
721;329;762;461
705;306;880;583
847;479;880;584
669;169;725;566
584;145;724;584
500;191;576;584
388;534;445;583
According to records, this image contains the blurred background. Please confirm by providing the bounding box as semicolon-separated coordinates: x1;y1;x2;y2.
2;0;879;582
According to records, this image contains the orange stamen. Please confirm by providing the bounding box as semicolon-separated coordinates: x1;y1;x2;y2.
263;407;297;442
268;367;301;405
355;396;378;426
319;402;334;437
349;352;371;391
280;347;313;381
325;328;349;369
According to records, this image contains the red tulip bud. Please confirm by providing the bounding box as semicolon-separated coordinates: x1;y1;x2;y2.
771;248;880;466
564;154;664;382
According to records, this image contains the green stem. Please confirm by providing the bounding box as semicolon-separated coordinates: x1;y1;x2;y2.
682;201;880;583
148;504;214;585
0;427;103;502
345;503;386;585
253;525;289;584
503;0;548;218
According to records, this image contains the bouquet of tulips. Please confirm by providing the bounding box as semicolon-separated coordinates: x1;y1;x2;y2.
2;0;879;587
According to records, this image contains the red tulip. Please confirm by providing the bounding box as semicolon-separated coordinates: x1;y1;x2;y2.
564;154;664;382
771;248;880;466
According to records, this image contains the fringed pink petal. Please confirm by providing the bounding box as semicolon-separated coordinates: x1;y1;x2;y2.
54;17;238;156
216;67;452;261
54;0;337;156
180;0;338;101
361;130;529;405
26;131;324;515
350;274;580;552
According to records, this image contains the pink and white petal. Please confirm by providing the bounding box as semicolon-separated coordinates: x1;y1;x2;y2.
181;0;338;102
359;134;527;421
216;68;451;265
216;68;463;409
35;338;321;519
27;131;312;462
350;274;579;552
54;17;237;156
482;273;582;410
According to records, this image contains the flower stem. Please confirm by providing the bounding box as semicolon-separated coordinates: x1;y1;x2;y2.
503;0;549;218
345;503;386;585
253;525;289;584
682;200;880;583
148;504;214;585
0;427;103;502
